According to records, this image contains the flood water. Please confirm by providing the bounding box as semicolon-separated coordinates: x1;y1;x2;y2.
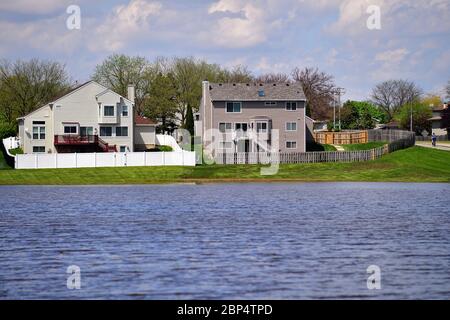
0;183;449;299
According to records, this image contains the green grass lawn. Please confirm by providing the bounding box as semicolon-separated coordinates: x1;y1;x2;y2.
341;142;387;151
0;146;449;185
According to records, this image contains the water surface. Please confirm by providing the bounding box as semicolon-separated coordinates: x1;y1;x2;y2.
0;183;449;299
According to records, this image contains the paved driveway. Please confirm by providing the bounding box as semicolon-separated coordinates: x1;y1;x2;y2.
415;141;450;151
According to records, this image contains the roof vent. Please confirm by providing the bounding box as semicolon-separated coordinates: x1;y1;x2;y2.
286;83;290;86
233;83;236;86
219;83;222;86
246;83;250;86
259;83;263;86
273;83;277;86
258;89;265;97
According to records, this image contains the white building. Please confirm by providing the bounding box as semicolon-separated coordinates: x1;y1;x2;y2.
17;81;156;154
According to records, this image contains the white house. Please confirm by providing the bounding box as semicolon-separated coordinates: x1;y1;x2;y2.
17;81;156;154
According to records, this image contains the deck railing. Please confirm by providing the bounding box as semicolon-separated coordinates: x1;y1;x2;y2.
54;135;116;152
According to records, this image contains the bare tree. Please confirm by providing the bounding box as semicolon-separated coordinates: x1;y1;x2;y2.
371;80;422;121
222;65;254;83
92;54;151;113
0;59;71;120
291;67;337;120
446;80;450;101
255;73;291;83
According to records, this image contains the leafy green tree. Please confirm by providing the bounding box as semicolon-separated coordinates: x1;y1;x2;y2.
144;73;178;133
397;100;432;135
341;101;385;130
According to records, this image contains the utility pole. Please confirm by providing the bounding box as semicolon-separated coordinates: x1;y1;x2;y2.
336;88;345;131
332;88;345;131
410;104;413;132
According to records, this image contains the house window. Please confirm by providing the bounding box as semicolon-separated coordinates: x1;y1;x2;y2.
226;102;241;113
122;105;128;117
256;122;268;133
100;126;113;137
220;142;233;149
33;146;45;153
286;141;297;149
219;122;232;133
235;123;248;132
116;126;128;137
120;146;127;153
80;127;93;136
32;121;45;140
104;105;115;116
286;122;297;131
264;102;277;106
286;102;297;111
63;125;77;134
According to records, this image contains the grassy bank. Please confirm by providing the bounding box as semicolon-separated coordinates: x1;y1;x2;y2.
0;147;449;185
342;142;387;151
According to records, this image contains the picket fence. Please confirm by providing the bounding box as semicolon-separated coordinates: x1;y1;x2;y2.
215;130;415;165
15;151;196;169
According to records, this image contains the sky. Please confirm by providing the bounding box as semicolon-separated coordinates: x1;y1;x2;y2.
0;0;449;101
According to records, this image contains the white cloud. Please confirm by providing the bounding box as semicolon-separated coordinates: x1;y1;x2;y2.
375;48;409;63
92;0;162;51
207;0;282;48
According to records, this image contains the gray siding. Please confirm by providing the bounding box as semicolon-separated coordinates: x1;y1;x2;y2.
211;100;306;152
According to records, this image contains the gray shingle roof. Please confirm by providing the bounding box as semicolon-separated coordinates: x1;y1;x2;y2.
209;83;306;101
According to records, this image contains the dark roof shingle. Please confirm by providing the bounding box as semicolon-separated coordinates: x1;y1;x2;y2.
209;83;306;101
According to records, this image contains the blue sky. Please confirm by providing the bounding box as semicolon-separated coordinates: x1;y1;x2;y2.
0;0;449;101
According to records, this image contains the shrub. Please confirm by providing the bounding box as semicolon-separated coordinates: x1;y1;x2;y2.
157;145;173;152
0;122;17;140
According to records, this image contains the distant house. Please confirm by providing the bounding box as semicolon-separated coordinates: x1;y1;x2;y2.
429;103;449;136
17;81;156;154
196;81;313;153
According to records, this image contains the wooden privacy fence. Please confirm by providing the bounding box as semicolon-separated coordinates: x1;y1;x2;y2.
315;131;368;145
215;130;415;165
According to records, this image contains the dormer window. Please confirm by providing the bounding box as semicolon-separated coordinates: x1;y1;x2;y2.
104;105;114;116
258;90;265;97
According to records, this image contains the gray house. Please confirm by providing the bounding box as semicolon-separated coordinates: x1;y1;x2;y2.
429;103;448;136
196;81;310;153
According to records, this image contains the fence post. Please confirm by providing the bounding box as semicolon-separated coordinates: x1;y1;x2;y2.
35;154;38;169
55;153;58;168
75;153;78;168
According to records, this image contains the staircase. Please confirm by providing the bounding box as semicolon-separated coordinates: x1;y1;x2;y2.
97;136;117;152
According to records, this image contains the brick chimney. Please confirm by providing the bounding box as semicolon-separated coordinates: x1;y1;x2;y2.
127;84;135;103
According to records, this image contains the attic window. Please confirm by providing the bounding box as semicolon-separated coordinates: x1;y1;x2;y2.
258;90;265;97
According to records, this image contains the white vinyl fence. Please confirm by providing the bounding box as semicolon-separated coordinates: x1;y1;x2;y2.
15;151;196;169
